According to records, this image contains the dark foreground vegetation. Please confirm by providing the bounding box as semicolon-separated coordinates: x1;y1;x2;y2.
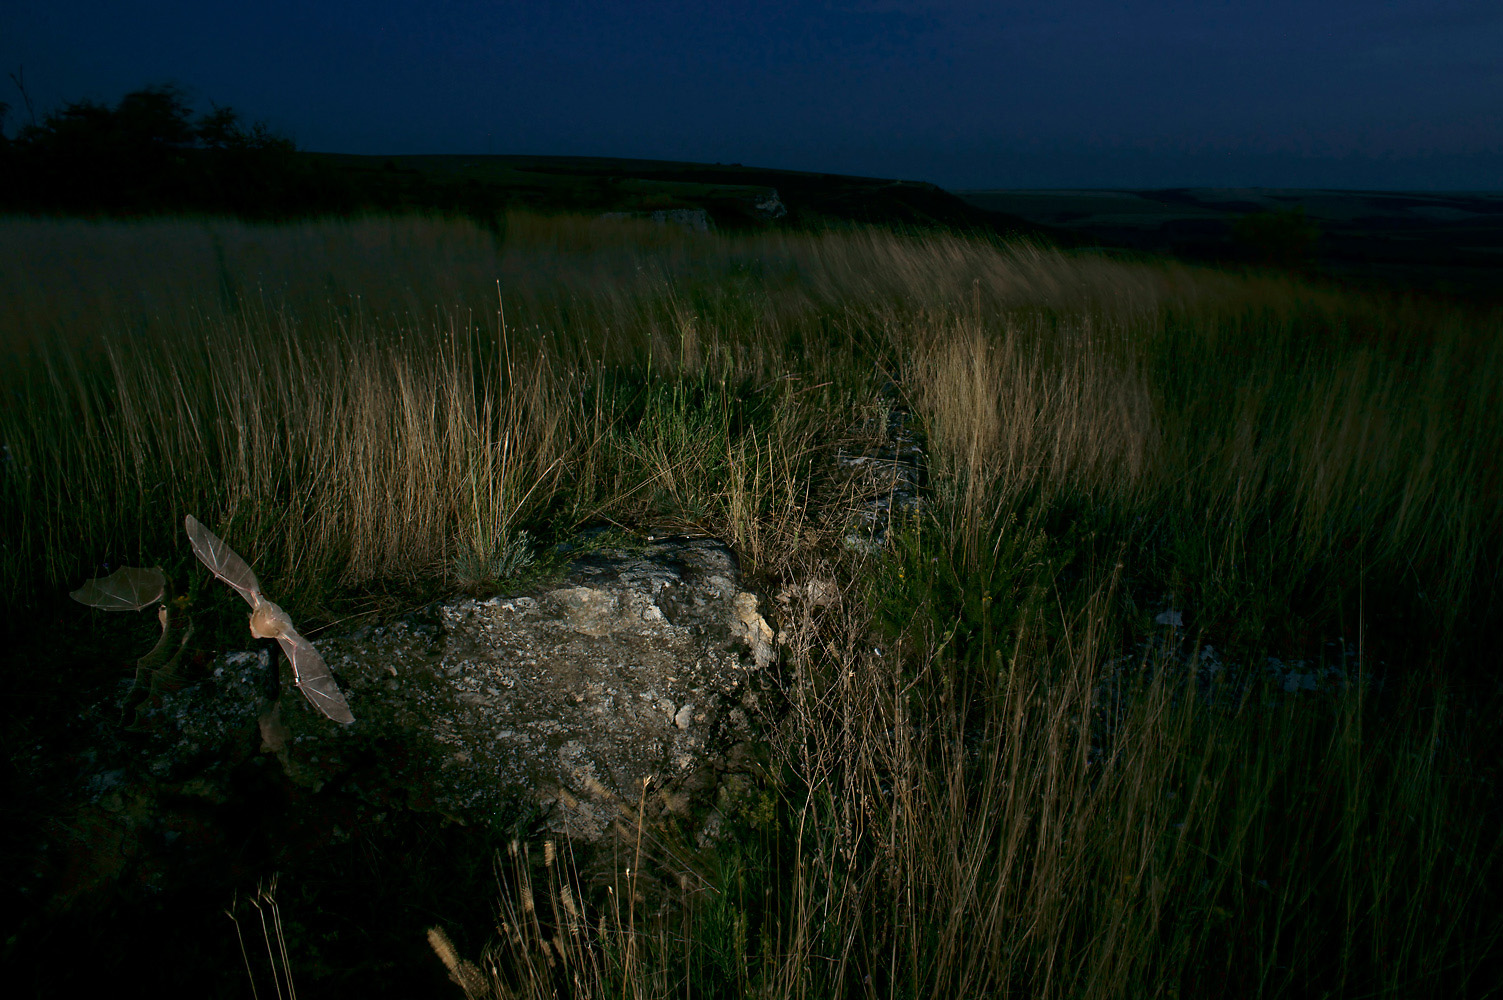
2;208;1500;998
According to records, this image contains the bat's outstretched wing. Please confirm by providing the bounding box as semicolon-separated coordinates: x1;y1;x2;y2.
70;566;166;611
186;514;354;725
185;514;260;607
276;629;356;724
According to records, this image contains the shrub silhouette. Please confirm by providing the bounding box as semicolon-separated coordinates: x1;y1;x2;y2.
0;83;311;216
0;82;510;223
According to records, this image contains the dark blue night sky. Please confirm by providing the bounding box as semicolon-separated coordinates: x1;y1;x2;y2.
4;0;1500;190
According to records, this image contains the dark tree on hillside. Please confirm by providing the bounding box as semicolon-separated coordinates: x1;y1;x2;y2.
0;84;313;216
186;100;308;215
22;86;196;207
0;82;517;224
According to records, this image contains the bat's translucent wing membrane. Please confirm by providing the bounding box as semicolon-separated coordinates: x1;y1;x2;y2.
186;514;353;725
184;514;261;606
70;566;166;611
276;630;356;725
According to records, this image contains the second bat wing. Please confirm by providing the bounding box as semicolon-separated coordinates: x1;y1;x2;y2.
275;630;356;725
70;565;166;611
185;514;262;607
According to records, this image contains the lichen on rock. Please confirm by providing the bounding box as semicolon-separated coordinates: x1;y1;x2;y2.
89;535;779;848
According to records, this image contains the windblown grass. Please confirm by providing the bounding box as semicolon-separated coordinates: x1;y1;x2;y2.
433;568;1501;998
4;210;1500;997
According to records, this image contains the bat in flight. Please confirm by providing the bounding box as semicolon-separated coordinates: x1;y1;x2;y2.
184;514;355;725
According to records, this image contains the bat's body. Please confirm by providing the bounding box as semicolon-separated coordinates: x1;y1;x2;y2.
185;515;355;724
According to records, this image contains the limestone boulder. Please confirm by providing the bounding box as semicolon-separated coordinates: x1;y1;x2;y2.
87;536;779;846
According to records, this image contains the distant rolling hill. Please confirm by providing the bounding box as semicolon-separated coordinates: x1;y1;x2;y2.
958;188;1503;304
311;157;1501;303
305;152;1072;240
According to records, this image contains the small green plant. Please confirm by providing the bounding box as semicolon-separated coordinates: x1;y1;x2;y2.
454;528;536;589
869;502;1065;672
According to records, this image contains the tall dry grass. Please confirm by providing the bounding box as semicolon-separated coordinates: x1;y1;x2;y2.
0;210;1249;606
4;210;1501;996
1;212;876;604
12;210;1493;612
908;283;1502;659
432;561;1501;998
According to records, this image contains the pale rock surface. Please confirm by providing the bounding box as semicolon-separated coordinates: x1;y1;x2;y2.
91;536;779;845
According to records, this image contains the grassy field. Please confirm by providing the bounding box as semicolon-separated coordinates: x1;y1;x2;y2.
3;211;1501;997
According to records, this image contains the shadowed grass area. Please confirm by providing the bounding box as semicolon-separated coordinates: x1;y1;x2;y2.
3;211;1500;997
